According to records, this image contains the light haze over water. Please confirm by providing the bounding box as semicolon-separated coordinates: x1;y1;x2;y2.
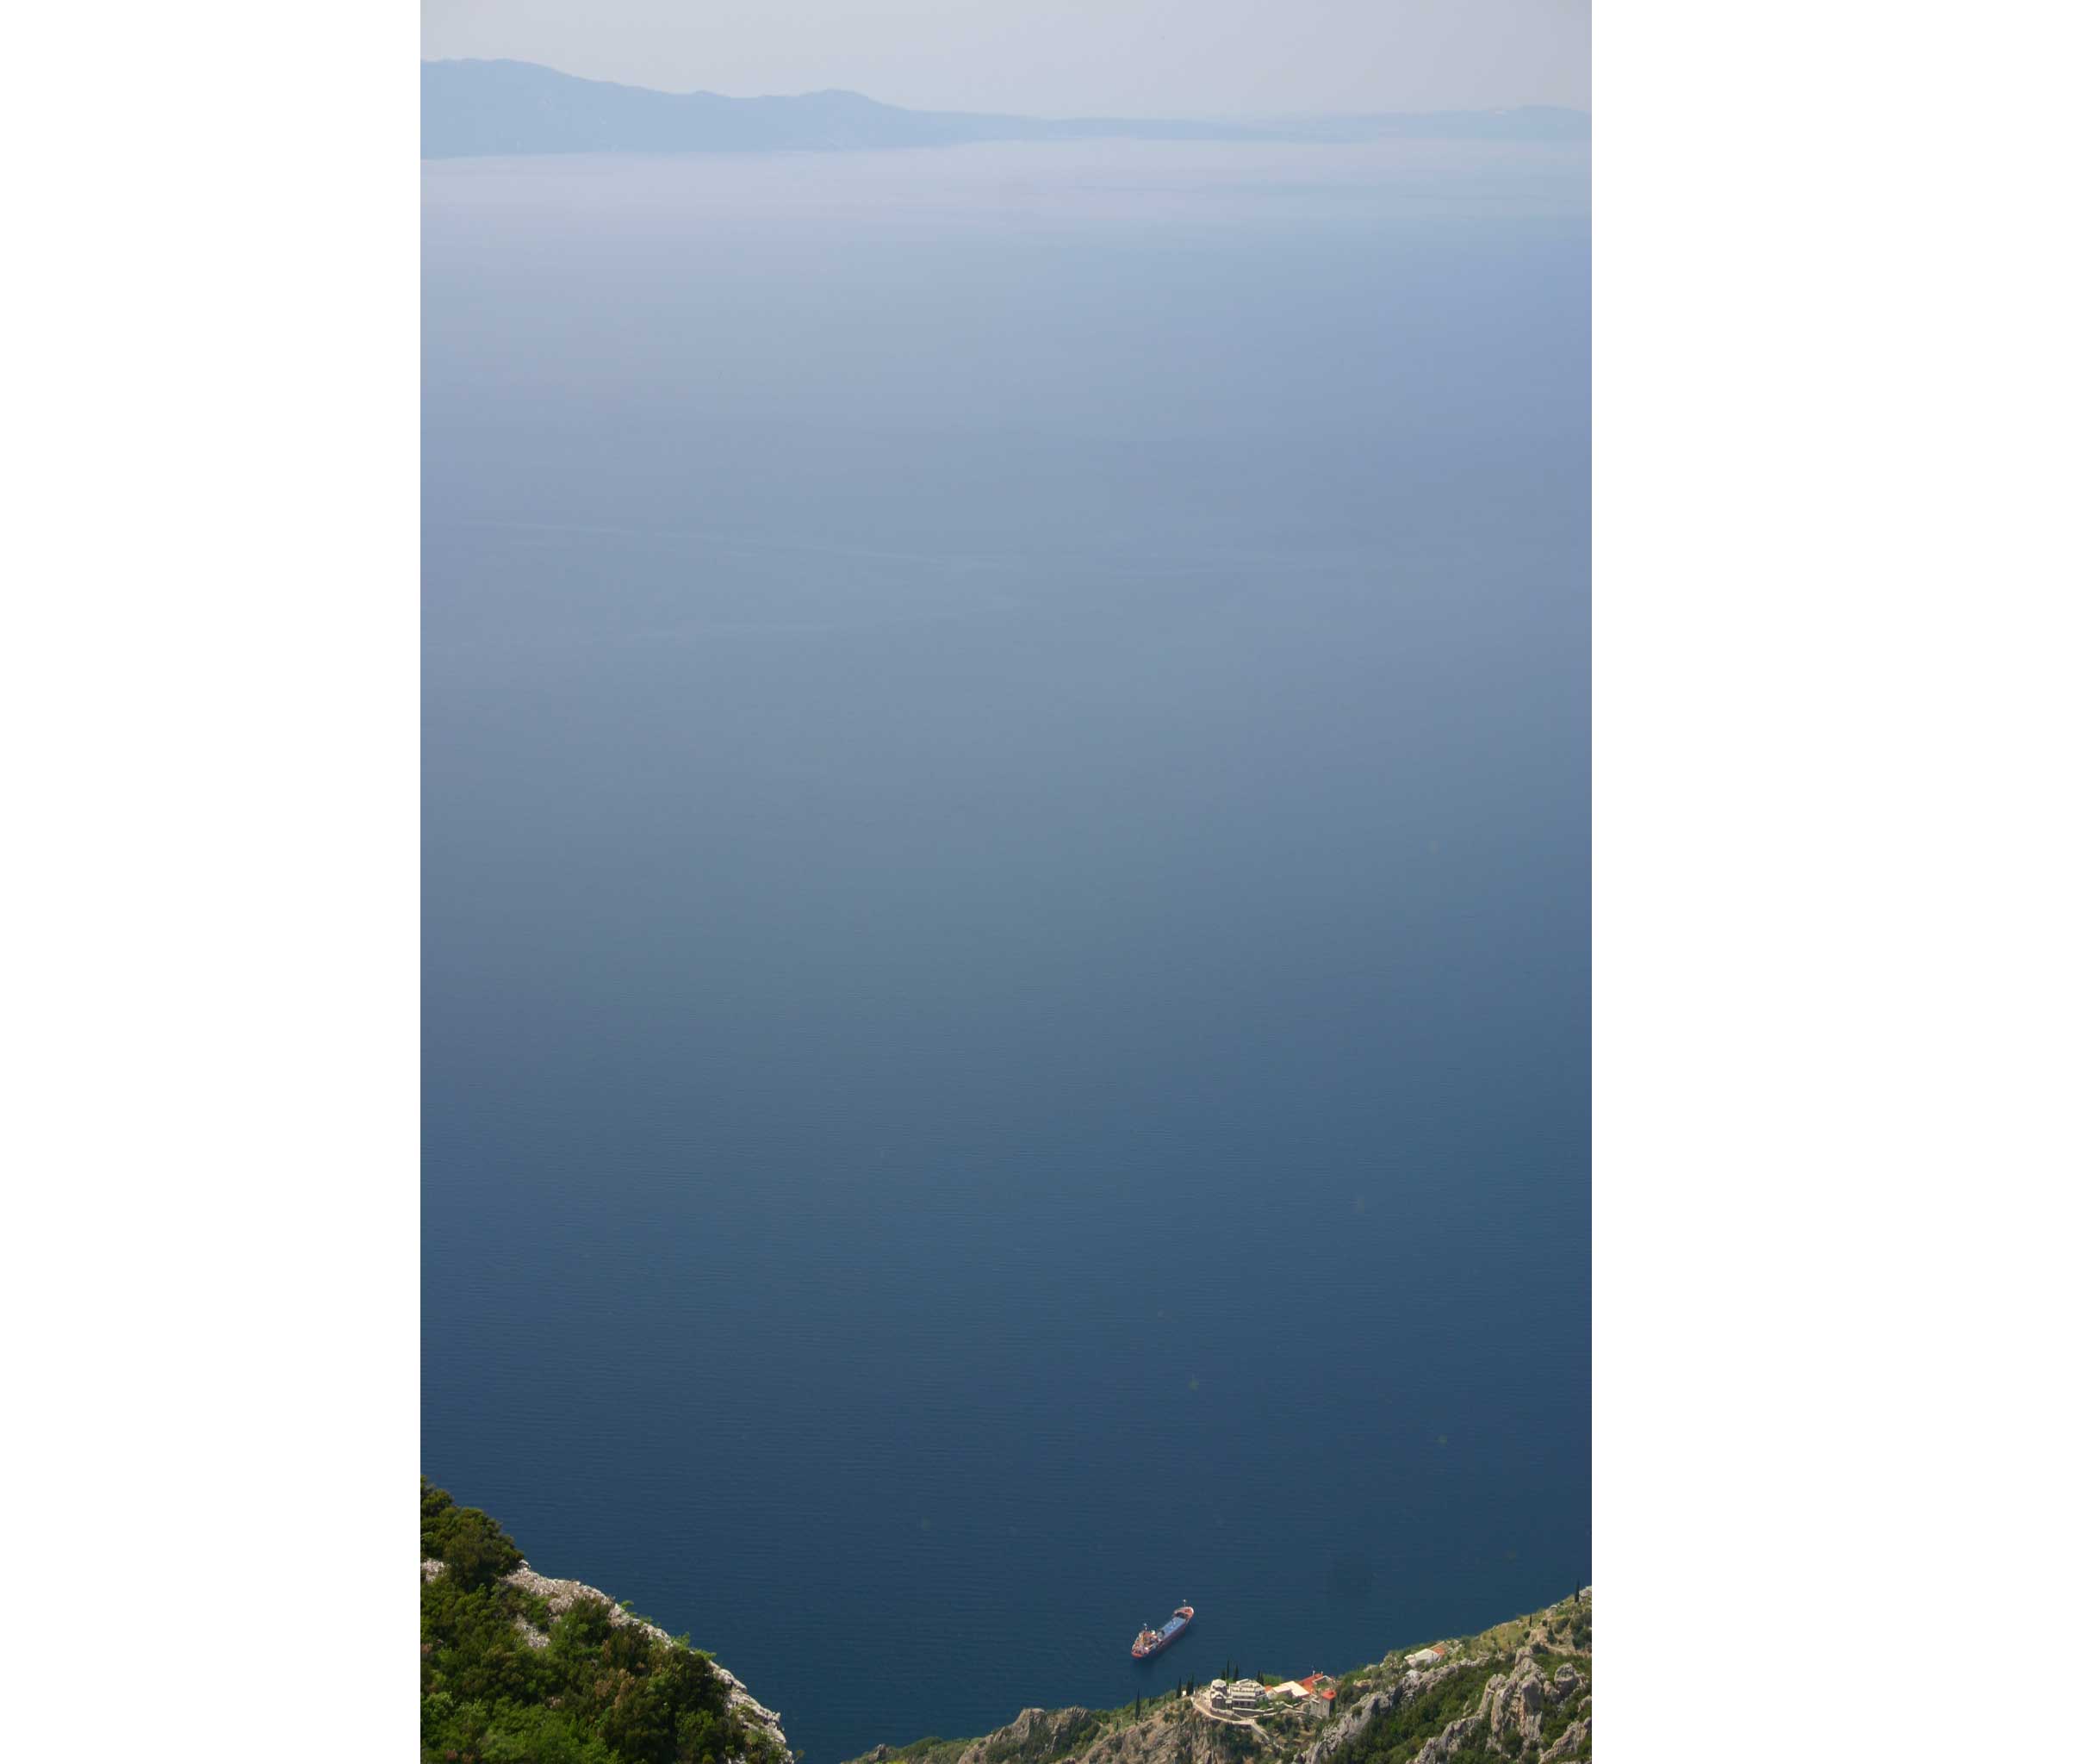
423;136;1589;1764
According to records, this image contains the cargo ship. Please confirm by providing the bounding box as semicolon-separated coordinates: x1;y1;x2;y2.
1131;1604;1195;1659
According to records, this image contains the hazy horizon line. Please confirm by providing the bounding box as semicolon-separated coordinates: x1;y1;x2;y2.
422;54;1591;125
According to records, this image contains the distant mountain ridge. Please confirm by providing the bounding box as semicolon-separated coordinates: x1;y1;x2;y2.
422;59;1589;158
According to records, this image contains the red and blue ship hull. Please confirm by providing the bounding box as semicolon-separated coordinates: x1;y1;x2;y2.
1131;1604;1195;1659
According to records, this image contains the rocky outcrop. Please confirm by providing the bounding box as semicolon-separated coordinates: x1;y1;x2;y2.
1298;1686;1397;1764
1538;1712;1589;1764
1477;1654;1549;1750
1513;1673;1545;1746
863;1699;1266;1764
958;1707;1101;1764
429;1556;789;1760
1411;1716;1482;1764
1291;1656;1487;1764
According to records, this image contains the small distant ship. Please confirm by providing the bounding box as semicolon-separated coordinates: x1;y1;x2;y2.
1132;1604;1195;1659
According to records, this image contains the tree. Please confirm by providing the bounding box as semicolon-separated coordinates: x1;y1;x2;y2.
438;1506;524;1592
422;1479;523;1591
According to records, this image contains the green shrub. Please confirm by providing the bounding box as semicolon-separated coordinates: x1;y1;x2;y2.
420;1480;760;1764
421;1479;525;1592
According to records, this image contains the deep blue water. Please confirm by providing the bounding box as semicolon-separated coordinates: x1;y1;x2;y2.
424;140;1588;1764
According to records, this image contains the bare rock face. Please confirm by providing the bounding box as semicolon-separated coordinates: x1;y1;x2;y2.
1299;1686;1397;1764
854;1704;1198;1764
1295;1656;1485;1764
1549;1663;1582;1703
1539;1711;1590;1763
869;1694;1284;1764
1478;1659;1548;1750
1516;1674;1547;1745
1478;1673;1510;1741
942;1706;1099;1764
1412;1715;1482;1764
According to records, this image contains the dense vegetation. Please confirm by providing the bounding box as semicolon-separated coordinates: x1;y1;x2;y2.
421;1481;781;1764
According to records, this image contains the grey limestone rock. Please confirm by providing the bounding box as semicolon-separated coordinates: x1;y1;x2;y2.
1539;1711;1591;1763
1481;1660;1548;1748
1412;1714;1482;1764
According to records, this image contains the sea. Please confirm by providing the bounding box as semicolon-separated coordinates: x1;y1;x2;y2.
423;135;1589;1764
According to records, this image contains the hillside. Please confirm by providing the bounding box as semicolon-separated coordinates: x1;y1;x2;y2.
421;59;1589;158
419;1479;1586;1764
419;1481;790;1764
844;1596;1591;1764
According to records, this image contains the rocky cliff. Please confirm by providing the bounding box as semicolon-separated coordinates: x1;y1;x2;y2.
422;1553;790;1761
419;1479;791;1764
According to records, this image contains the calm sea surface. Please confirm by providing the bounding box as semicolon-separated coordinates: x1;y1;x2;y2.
423;139;1588;1764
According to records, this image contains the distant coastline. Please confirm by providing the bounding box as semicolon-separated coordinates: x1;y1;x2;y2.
422;59;1590;159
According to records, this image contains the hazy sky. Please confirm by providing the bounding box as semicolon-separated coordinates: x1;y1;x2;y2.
420;1;1589;117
